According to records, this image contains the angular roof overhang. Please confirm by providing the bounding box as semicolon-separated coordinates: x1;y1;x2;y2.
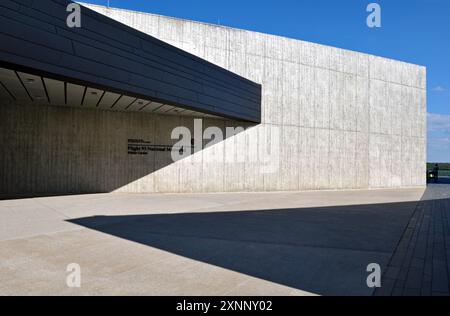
0;0;261;122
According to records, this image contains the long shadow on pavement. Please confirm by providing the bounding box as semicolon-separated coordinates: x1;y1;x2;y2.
66;195;447;295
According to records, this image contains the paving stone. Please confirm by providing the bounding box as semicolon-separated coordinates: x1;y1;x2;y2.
374;279;395;296
410;257;425;269
432;291;450;296
379;184;450;296
383;266;400;280
391;287;404;296
432;262;449;293
421;281;432;296
403;288;421;296
404;267;423;289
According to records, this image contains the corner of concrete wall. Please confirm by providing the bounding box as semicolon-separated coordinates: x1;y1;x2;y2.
2;3;425;194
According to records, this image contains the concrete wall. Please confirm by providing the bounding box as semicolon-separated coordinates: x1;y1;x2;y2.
0;101;251;196
85;4;427;192
0;4;427;196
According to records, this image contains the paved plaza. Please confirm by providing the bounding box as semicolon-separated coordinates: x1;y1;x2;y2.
375;179;450;296
0;184;449;295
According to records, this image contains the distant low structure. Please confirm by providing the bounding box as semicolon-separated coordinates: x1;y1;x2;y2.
0;0;426;196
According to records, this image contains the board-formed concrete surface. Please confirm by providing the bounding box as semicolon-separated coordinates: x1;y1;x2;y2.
0;3;426;196
0;187;428;296
81;3;426;194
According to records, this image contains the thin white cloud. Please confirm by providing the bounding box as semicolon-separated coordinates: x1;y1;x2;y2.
428;136;450;149
428;113;450;133
432;85;447;92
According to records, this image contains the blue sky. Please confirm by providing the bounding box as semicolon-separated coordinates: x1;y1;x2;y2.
82;0;450;162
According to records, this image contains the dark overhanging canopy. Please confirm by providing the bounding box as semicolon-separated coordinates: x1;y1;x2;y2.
0;0;261;122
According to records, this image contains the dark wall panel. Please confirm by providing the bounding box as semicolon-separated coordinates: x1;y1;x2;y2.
0;0;261;122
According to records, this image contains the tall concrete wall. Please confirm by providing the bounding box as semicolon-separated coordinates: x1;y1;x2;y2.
0;4;427;196
0;101;251;196
84;4;427;192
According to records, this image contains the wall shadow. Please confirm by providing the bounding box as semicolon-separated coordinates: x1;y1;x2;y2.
0;102;255;199
67;197;438;295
